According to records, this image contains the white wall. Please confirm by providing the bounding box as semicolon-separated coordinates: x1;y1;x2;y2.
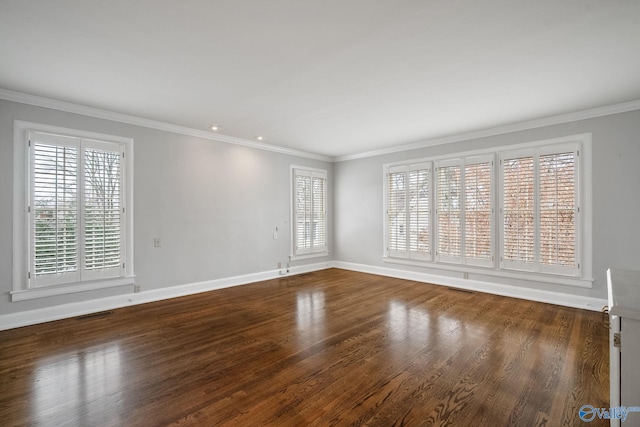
0;99;333;320
334;110;640;301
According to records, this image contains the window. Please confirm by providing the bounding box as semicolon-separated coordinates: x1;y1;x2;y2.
434;155;494;266
13;121;134;300
436;161;462;262
383;135;589;285
500;144;579;276
501;154;535;268
386;163;431;260
464;158;493;266
291;167;328;258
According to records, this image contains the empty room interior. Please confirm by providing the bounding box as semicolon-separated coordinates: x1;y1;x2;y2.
1;1;640;426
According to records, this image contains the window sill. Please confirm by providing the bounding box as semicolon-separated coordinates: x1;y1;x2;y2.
11;276;136;302
290;251;330;261
382;257;593;289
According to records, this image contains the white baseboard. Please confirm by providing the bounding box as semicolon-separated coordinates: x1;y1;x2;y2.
0;259;605;331
332;261;607;311
0;261;332;331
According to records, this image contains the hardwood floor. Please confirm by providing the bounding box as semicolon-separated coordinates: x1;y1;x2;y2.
0;269;609;426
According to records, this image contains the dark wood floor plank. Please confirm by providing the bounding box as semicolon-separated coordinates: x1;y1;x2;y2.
0;269;609;426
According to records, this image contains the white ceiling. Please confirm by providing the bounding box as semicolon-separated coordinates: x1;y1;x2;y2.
1;1;639;158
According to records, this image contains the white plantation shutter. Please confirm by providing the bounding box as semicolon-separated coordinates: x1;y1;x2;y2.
312;175;326;248
383;138;584;280
293;168;327;256
464;157;493;266
28;131;125;287
500;145;579;275
434;157;493;266
408;165;431;259
386;163;431;259
387;166;407;257
31;133;80;286
295;174;311;252
539;150;577;274
83;140;123;280
436;162;462;262
501;153;535;270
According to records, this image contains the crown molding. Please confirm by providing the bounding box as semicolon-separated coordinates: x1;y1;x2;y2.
334;99;640;162
0;88;333;162
3;87;639;164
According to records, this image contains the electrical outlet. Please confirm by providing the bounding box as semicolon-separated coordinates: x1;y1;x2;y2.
278;262;282;269
134;285;141;293
463;272;469;280
154;237;161;247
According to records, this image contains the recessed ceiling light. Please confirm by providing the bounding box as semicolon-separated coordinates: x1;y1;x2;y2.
256;136;264;141
208;125;220;131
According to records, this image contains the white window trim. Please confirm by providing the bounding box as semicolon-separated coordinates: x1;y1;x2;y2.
12;120;135;301
382;133;593;288
290;165;329;260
